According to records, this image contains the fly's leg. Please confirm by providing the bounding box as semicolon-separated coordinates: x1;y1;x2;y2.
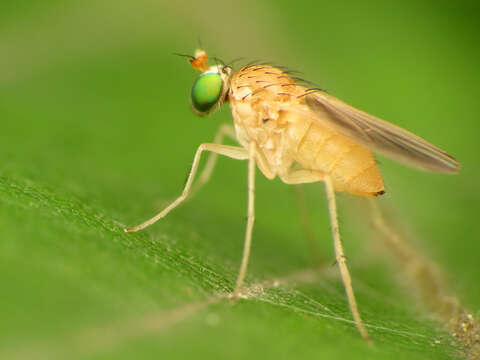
324;176;371;342
232;142;257;300
124;143;248;233
191;124;236;195
280;169;370;341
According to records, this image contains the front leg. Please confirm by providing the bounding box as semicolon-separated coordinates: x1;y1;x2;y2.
191;124;237;195
125;143;248;232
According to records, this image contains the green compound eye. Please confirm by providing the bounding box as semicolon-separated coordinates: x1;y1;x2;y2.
191;73;223;115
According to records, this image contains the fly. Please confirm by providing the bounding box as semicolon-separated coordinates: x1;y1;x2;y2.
124;49;460;341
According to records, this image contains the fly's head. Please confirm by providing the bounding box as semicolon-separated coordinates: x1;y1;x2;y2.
181;49;232;116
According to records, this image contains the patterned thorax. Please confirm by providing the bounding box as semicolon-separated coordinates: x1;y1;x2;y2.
230;65;304;101
228;65;305;175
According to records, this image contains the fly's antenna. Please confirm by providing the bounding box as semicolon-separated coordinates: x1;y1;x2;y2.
173;50;209;72
191;49;209;71
173;53;195;60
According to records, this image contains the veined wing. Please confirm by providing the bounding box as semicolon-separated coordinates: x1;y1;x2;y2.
302;92;459;173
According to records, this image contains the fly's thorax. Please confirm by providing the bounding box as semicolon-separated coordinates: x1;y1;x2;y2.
228;64;305;143
231;102;305;176
229;65;305;106
231;101;279;152
229;65;313;176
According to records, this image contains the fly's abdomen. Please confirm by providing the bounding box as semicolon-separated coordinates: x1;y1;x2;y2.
295;124;384;197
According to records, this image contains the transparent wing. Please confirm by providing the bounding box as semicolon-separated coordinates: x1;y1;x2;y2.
303;92;459;173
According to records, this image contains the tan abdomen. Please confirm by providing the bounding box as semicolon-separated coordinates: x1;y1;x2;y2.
296;123;384;197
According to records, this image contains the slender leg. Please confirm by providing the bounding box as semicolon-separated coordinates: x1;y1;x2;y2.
191;124;236;195
125;143;248;233
232;142;256;299
324;176;371;342
280;169;369;340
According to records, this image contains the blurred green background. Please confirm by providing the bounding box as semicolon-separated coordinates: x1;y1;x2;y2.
1;1;479;359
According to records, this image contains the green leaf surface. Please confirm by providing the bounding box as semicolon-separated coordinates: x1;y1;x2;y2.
1;1;479;359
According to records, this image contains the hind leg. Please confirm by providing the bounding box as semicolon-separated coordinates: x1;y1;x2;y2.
324;176;370;341
281;169;370;341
